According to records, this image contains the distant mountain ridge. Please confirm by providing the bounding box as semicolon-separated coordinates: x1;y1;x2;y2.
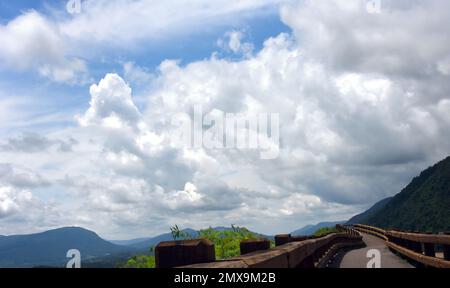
0;227;137;268
347;156;450;232
0;226;274;267
126;228;199;250
7;155;450;270
110;237;154;246
291;221;345;236
115;227;274;250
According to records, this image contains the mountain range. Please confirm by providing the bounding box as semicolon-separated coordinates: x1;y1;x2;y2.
110;228;199;249
1;156;449;267
0;227;138;268
349;156;450;232
111;227;273;250
290;221;345;236
0;226;271;267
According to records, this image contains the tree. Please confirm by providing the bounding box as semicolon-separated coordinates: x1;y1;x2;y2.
170;225;193;240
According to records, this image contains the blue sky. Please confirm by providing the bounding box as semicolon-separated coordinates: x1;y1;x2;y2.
0;0;289;136
0;0;449;239
0;0;48;21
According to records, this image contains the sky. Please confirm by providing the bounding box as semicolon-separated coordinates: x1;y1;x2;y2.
0;0;449;240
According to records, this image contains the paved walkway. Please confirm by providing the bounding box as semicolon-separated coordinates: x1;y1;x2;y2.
331;233;413;268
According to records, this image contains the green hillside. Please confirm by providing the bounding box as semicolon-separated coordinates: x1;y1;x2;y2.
0;227;136;268
346;197;392;225
363;156;450;232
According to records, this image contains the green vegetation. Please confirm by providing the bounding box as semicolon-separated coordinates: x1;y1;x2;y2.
364;156;450;233
170;225;192;240
313;226;339;237
122;245;155;268
123;255;155;268
122;225;271;267
346;197;392;225
197;225;267;259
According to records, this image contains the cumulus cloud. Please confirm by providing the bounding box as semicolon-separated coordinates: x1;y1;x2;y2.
161;180;244;212
137;0;450;209
1;0;450;238
0;1;284;83
78;74;141;128
0;11;88;83
0;183;68;235
0;186;33;218
281;0;450;79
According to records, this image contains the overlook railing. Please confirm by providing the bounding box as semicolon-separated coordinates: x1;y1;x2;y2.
353;224;450;268
154;225;363;268
353;224;388;240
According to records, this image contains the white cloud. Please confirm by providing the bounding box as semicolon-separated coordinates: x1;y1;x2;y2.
0;0;285;83
0;133;77;153
0;11;88;83
0;186;33;218
217;30;254;57
60;0;284;45
0;183;68;235
78;73;141;128
164;182;204;209
280;0;450;79
1;0;450;238
0;164;49;189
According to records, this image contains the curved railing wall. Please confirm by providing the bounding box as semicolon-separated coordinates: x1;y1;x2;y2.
155;225;363;268
353;224;450;268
